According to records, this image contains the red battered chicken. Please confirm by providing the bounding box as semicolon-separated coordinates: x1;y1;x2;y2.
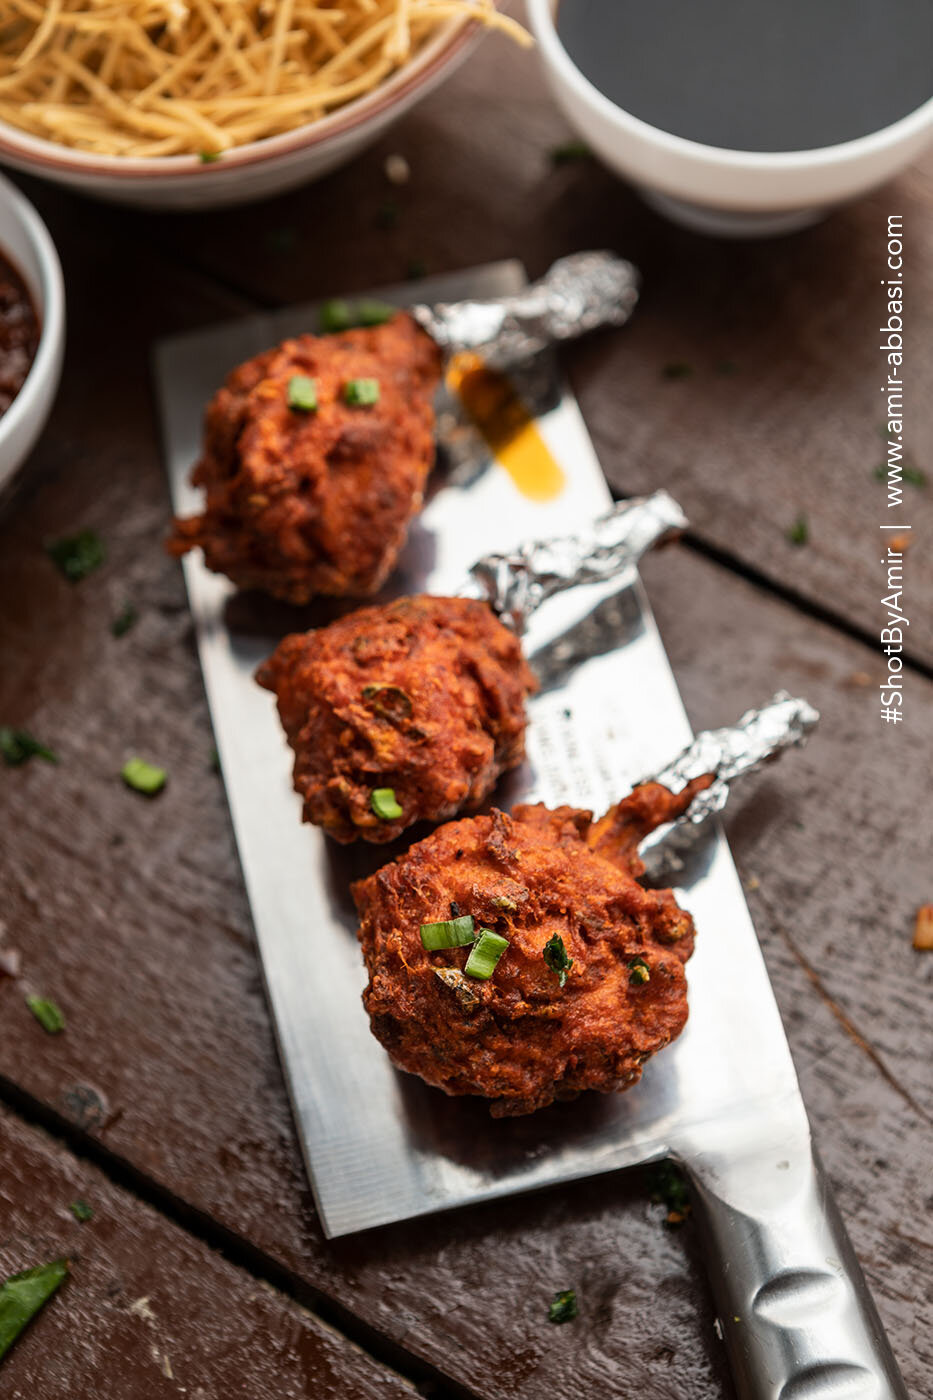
168;313;442;602
353;777;710;1116
256;595;537;843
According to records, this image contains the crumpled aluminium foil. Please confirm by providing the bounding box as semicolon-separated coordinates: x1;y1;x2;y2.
412;250;640;369
459;490;687;631
639;692;820;879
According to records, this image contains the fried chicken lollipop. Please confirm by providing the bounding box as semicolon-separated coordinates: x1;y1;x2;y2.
256;493;686;843
168;313;442;602
352;777;710;1116
256;595;537;843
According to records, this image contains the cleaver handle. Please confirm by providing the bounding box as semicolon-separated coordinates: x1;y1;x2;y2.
684;1139;909;1400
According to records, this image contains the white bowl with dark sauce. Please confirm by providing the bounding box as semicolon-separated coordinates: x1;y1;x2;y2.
529;0;933;235
0;173;64;496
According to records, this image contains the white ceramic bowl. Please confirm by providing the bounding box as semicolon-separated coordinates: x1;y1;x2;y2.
0;19;480;212
0;173;64;497
528;0;933;236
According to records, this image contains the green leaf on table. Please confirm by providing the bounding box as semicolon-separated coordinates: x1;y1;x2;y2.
0;1260;69;1361
46;530;105;582
548;1289;578;1323
26;996;65;1034
0;727;57;766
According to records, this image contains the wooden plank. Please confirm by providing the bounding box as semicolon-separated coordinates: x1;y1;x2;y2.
64;6;931;663
0;1107;415;1398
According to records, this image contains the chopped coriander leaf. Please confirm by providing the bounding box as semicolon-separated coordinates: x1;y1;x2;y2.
786;513;809;547
46;529;105;582
319;299;353;334
420;914;475;951
543;932;573;987
549;139;591;164
0;1259;69;1361
628;956;651;986
26;996;65;1034
69;1200;93;1223
344;377;380;406
121;757;167;796
464;930;509;980
370;786;403;820
662;362;692;380
356;298;396;326
199;150;221;163
287;374;318;413
548;1289;578;1324
0;727;57;766
111;602;138;638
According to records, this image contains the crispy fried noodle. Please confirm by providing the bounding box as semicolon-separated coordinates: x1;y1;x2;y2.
0;1;528;157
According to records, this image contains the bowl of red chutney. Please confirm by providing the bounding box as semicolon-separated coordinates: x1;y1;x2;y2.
0;171;64;498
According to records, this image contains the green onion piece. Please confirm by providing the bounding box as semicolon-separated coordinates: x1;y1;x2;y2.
543;933;573;987
121;757;167;796
464;930;508;980
370;787;402;820
419;914;475;951
319;299;353;334
356;299;395;326
111;602;138;638
628;956;651;986
287;374;318;413
0;1260;69;1361
344;377;380;406
548;1289;578;1324
0;727;57;766
26;996;65;1034
69;1200;93;1223
46;529;105;582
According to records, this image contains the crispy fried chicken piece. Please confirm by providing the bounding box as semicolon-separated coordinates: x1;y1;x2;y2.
167;313;442;602
353;778;710;1116
256;596;537;843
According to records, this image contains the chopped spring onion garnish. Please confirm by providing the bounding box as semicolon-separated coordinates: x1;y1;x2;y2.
420;914;475;951
26;996;65;1034
543;933;573;987
0;727;57;766
370;787;403;820
628;956;651;986
344;377;380;406
548;1289;578;1324
464;930;508;980
356;299;395;326
287;375;318;412
121;757;167;796
46;529;105;582
0;1259;69;1361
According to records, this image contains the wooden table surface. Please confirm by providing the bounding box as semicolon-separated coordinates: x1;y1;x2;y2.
1;15;931;1398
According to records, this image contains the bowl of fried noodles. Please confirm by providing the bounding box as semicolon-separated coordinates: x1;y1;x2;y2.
0;1;528;208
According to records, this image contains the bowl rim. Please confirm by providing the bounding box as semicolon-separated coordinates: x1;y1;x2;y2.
528;0;933;171
0;13;475;181
0;171;65;462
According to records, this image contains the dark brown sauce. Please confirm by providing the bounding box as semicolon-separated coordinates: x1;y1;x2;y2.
557;0;933;154
0;249;39;416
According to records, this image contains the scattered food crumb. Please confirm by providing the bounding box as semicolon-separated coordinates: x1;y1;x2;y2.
26;995;65;1034
161;1352;174;1380
111;602;138;638
384;152;410;184
0;947;22;978
786;514;809;547
844;671;872;688
548;1289;579;1323
46;529;105;582
713;1318;723;1340
662;362;692;380
648;1160;691;1226
69;1199;94;1223
130;1296;157;1324
890;534;910;553
745;876;760;892
913;905;933;951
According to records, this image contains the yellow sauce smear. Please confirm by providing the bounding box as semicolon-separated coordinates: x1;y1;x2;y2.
446;351;567;502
